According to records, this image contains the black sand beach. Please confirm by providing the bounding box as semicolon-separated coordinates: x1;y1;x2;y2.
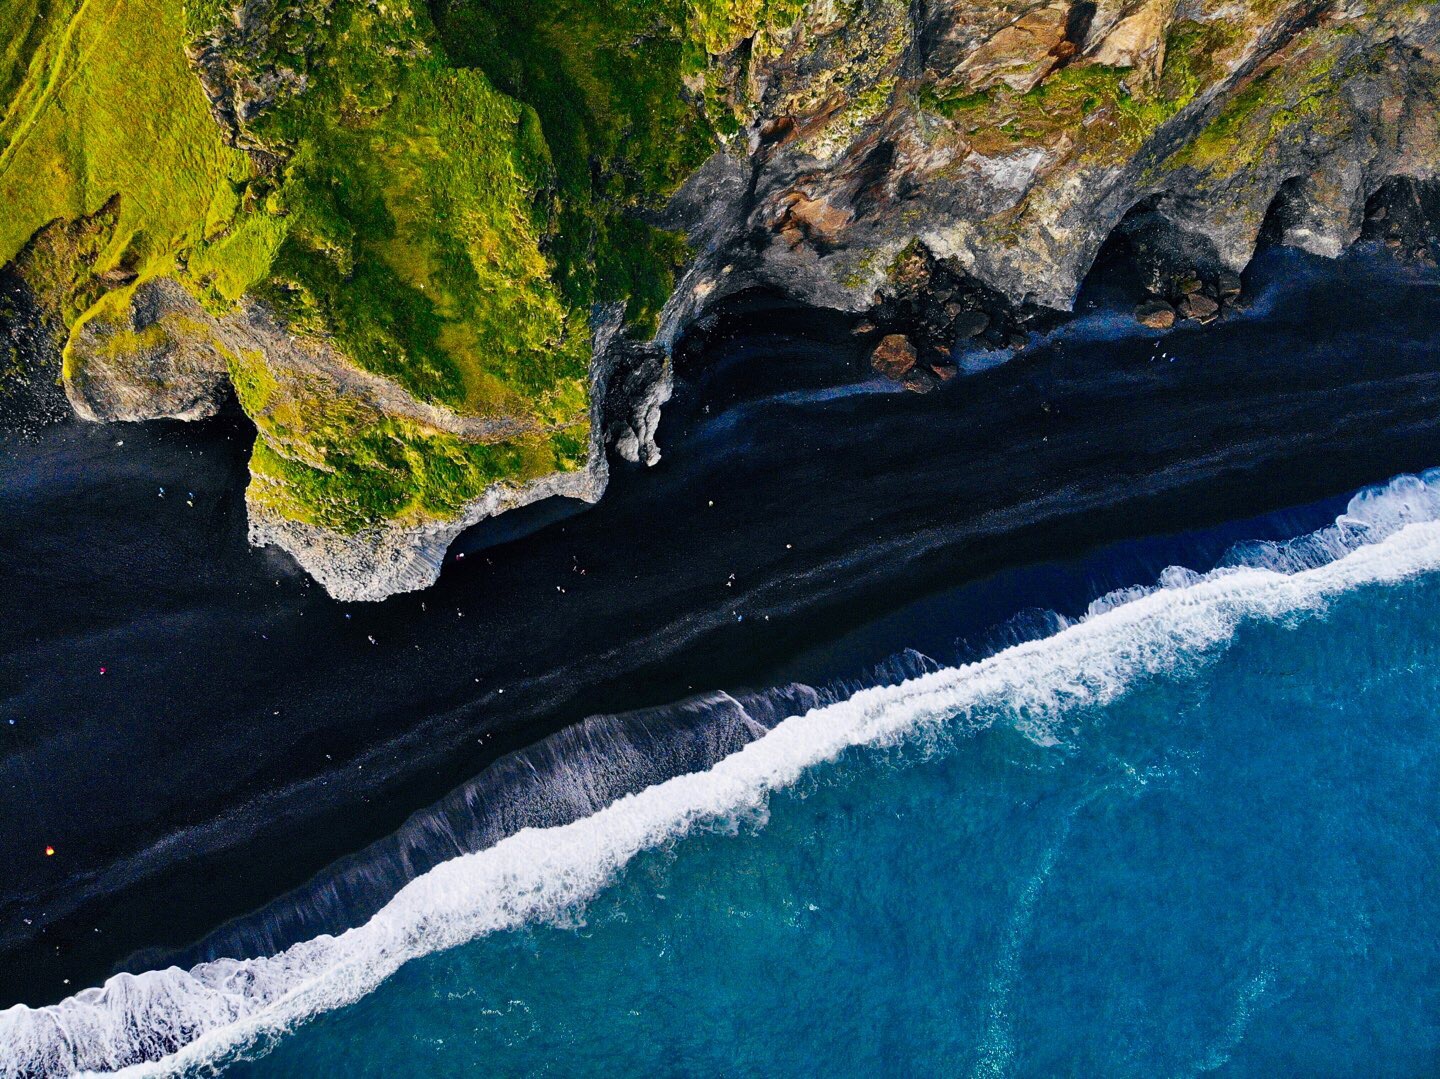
3;245;1440;1007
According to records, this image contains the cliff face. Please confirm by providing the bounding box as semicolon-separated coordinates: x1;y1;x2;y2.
1;0;1436;600
669;0;1439;325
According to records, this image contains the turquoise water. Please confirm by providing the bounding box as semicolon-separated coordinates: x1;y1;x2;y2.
224;550;1440;1074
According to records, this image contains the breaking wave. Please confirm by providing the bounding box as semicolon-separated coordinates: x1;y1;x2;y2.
7;468;1440;1078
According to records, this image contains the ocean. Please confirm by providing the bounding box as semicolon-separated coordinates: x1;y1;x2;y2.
6;468;1440;1076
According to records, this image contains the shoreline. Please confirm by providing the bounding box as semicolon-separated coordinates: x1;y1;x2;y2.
3;245;1440;1007
12;466;1440;1076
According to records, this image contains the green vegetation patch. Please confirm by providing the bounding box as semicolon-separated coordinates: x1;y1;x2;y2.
920;18;1245;166
686;0;808;55
1166;32;1355;178
922;63;1178;164
0;0;776;536
0;0;611;533
0;0;256;293
429;0;718;337
233;343;588;533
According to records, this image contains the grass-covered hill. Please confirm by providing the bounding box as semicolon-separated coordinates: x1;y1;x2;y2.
0;0;793;535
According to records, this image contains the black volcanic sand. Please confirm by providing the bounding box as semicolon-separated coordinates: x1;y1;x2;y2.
3;246;1440;1007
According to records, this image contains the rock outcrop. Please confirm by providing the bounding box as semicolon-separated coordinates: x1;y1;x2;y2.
662;0;1440;322
64;279;234;423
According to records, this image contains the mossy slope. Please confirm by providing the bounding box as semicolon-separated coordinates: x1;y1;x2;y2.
0;0;791;536
0;0;643;534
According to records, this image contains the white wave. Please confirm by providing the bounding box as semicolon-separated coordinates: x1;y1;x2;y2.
8;471;1440;1078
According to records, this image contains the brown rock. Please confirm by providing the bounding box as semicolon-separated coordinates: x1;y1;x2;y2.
98;266;139;287
1216;270;1242;298
1086;0;1169;84
776;190;852;245
956;0;1070;94
758;115;795;144
929;361;958;382
1134;299;1176;329
871;334;918;380
1178;293;1220;323
851;320;876;336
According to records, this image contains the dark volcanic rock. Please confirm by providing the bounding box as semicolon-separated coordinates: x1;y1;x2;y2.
1361;177;1440;262
901;366;938;393
951;310;990;339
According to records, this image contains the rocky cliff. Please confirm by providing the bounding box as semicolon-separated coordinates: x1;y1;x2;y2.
1;0;1436;599
670;0;1439;334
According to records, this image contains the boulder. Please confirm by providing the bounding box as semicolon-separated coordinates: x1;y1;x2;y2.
1178;292;1220;323
902;366;939;393
1134;298;1176;329
871;333;918;379
952;310;990;339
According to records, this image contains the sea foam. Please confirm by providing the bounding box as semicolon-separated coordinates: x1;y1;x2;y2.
6;469;1440;1078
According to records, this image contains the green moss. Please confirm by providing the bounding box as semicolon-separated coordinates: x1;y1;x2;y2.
919;85;997;118
920;18;1250;166
1157;18;1242;108
686;0;808;56
0;0;256;297
429;0;717;336
225;347;278;416
1167;34;1350;176
919;62;1184;166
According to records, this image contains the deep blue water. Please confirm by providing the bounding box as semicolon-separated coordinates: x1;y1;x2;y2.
211;521;1440;1078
